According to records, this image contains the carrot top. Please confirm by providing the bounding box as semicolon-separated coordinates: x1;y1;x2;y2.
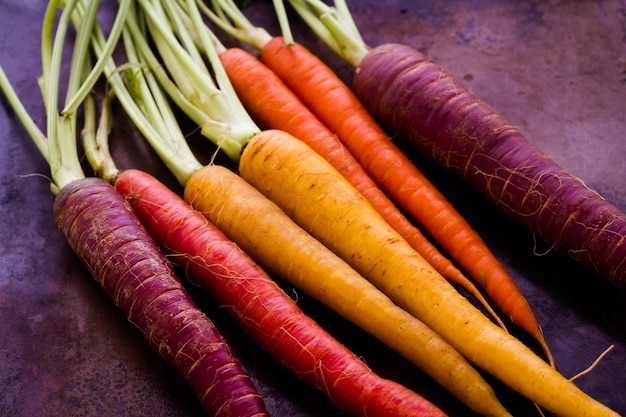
196;0;275;49
0;0;131;192
282;0;370;68
82;0;256;185
74;2;202;186
124;0;261;163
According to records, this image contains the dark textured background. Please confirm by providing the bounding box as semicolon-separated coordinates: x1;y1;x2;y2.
1;1;625;416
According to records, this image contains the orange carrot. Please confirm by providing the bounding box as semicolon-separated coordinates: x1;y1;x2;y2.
203;0;551;365
217;45;505;330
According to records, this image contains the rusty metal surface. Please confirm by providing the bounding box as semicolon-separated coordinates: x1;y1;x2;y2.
1;1;625;416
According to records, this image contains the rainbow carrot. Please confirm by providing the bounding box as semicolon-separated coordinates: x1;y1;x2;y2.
101;2;618;416
85;5;492;414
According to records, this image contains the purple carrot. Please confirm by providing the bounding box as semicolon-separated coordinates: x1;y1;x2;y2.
284;0;626;288
53;177;269;417
352;43;626;287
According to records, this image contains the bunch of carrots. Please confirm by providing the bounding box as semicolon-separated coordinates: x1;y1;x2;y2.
1;0;623;416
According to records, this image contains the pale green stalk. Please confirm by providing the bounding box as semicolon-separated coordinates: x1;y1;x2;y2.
132;0;261;162
63;0;133;115
285;0;369;67
44;0;84;192
71;1;202;185
80;89;119;183
182;0;236;100
40;0;61;105
272;0;293;45
122;8;214;128
120;24;203;184
64;0;100;111
195;0;272;49
0;67;48;162
332;0;362;44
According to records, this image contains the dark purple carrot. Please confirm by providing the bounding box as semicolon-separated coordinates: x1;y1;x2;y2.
0;3;269;416
53;177;268;417
352;42;626;288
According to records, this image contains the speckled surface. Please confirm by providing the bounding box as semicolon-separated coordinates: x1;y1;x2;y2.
1;1;625;416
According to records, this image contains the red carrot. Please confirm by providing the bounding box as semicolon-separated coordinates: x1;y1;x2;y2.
115;168;448;417
203;0;551;365
217;45;506;330
0;3;269;416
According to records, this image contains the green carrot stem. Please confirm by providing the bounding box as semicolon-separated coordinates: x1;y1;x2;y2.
271;0;294;45
70;1;202;185
133;0;260;162
195;0;272;50
285;0;369;67
63;0;133;115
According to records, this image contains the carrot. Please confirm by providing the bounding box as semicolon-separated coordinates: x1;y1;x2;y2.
216;44;506;330
0;3;269;416
75;1;620;415
99;4;514;415
357;45;626;288
115;168;448;417
54;177;269;417
204;0;551;366
286;0;626;288
236;129;620;417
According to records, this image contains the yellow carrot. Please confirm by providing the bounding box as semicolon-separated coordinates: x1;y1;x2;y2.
237;129;620;417
185;163;512;417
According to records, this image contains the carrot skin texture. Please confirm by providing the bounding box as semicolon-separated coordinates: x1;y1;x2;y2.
114;169;448;417
353;42;626;288
182;164;513;417
52;177;268;417
218;47;505;330
238;130;620;417
258;37;546;354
